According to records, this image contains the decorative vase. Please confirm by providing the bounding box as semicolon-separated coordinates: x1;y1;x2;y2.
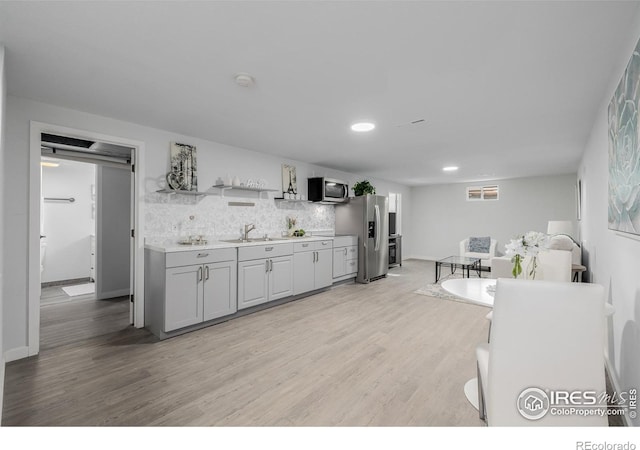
527;256;538;280
511;254;523;278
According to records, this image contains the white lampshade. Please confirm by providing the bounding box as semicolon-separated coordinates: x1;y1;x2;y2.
547;220;574;237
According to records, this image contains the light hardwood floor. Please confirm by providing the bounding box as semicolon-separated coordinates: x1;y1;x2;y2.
3;260;489;426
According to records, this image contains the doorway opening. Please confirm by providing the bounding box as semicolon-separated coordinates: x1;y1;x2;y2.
27;123;145;358
40;145;133;349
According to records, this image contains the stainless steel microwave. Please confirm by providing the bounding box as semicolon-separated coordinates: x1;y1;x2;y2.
307;177;349;203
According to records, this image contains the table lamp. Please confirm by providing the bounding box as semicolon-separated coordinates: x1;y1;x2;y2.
547;220;574;237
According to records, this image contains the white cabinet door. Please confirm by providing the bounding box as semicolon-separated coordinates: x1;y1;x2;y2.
238;259;269;310
164;265;203;332
203;260;237;321
333;247;347;278
315;249;333;289
293;251;315;296
269;255;294;301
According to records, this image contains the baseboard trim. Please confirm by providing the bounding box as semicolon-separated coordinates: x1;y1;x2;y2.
41;277;91;288
4;346;29;363
405;255;439;262
96;288;130;300
605;357;632;427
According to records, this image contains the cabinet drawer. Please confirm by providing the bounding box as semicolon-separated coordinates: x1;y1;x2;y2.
166;248;237;268
346;259;358;274
293;240;333;253
317;240;333;250
294;241;316;252
238;243;294;261
347;245;358;259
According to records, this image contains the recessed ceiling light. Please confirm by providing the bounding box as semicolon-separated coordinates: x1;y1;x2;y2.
443;166;459;172
351;122;375;132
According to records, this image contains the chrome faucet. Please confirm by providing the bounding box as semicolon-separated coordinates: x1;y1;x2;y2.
243;223;256;241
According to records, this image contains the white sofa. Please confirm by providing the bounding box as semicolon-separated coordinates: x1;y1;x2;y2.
490;249;572;282
460;238;498;269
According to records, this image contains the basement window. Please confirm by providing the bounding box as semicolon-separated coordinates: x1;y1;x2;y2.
466;185;499;201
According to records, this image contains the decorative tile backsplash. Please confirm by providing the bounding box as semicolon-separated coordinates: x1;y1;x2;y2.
144;192;335;241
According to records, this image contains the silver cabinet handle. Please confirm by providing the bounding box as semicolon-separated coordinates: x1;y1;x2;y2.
322;241;329;246
302;243;309;247
269;260;273;272
197;253;209;258
205;265;210;281
198;266;203;281
344;248;347;256
265;260;269;272
265;247;274;252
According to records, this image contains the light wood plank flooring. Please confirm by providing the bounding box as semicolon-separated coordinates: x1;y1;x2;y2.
3;260;489;426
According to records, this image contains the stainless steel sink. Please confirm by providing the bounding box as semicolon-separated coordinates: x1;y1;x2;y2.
220;238;285;244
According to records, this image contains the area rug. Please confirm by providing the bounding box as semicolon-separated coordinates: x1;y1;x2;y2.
414;272;484;306
62;282;95;297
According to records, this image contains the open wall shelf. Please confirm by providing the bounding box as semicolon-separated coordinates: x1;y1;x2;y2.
157;185;279;198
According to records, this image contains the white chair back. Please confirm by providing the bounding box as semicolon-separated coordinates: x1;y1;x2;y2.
487;278;606;426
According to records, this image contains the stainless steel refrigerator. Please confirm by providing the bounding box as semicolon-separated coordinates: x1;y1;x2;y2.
335;194;389;283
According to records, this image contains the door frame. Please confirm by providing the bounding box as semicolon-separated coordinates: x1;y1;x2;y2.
28;121;146;356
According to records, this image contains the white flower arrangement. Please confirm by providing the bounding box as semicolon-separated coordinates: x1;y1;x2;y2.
504;231;550;279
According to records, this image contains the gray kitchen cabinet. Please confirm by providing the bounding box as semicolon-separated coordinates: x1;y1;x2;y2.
237;243;294;310
165;264;204;331
203;260;237;321
145;247;237;337
293;240;333;295
332;235;358;282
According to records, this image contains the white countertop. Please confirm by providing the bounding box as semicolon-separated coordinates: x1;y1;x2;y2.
145;235;339;253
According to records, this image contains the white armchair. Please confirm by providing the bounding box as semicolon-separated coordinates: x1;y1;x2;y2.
459;238;497;269
476;278;607;426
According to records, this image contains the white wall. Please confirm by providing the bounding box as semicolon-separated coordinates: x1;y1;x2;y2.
0;44;7;423
41;159;95;283
409;174;577;260
96;165;130;299
579;4;640;426
2;95;412;357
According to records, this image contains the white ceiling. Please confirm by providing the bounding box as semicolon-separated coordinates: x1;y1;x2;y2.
1;1;638;186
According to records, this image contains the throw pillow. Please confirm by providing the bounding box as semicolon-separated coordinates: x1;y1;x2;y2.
468;236;491;253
